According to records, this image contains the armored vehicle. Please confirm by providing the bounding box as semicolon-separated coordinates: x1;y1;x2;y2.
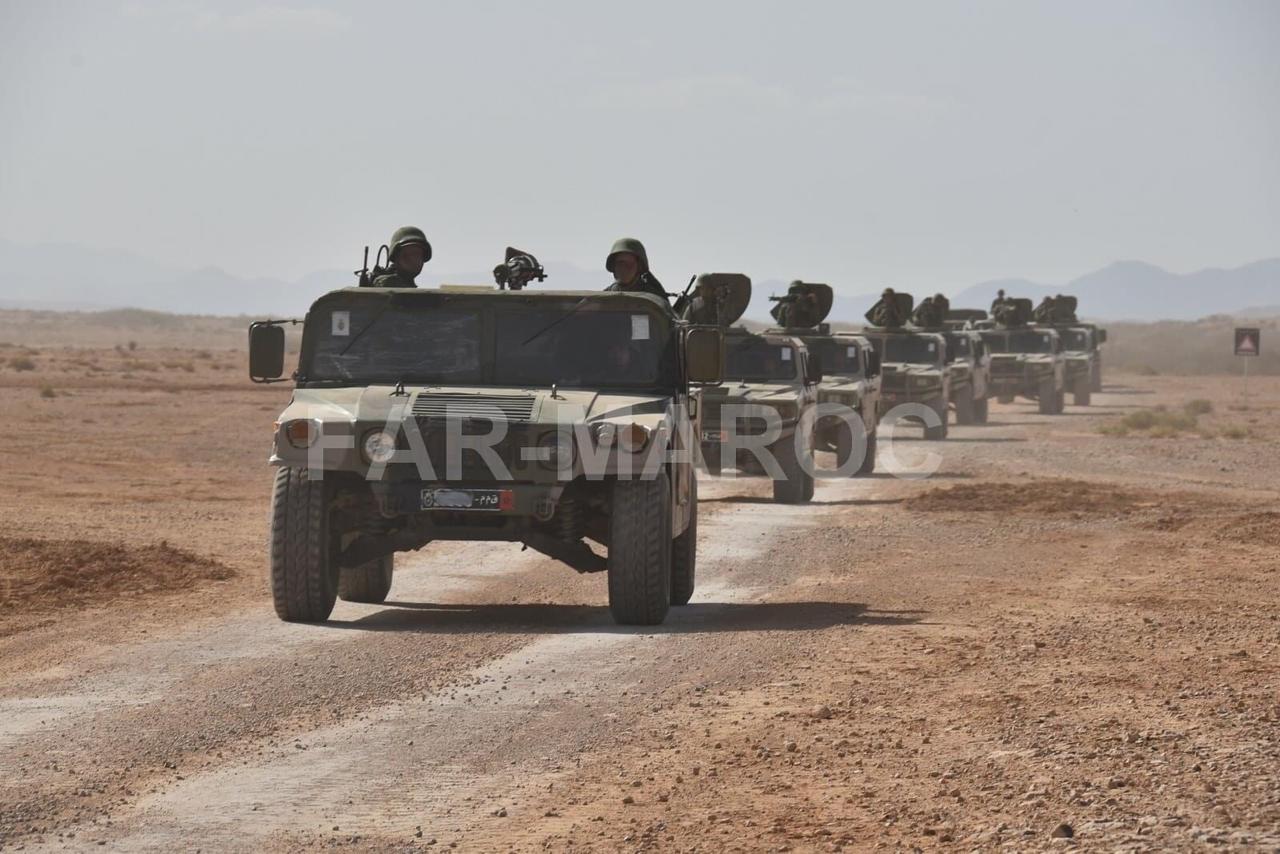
861;291;951;440
766;281;881;475
692;275;821;503
910;304;991;425
248;280;724;627
1029;295;1106;402
979;297;1066;414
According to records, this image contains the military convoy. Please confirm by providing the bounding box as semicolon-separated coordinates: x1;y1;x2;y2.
767;282;881;475
248;245;1109;623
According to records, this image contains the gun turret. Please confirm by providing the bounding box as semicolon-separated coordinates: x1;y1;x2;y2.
682;273;751;327
865;290;914;328
492;246;547;291
993;297;1034;328
769;281;833;329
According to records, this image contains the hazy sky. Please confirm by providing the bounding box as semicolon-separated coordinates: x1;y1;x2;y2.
2;0;1277;293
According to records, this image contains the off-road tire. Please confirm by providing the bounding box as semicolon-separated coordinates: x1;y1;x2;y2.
270;466;338;623
772;431;814;504
997;393;1015;404
924;397;949;440
1055;387;1066;413
1091;360;1102;393
954;388;976;425
1073;377;1091;407
670;474;697;606
1037;379;1057;414
856;428;878;475
701;443;723;476
607;473;672;626
974;396;990;424
338;554;394;604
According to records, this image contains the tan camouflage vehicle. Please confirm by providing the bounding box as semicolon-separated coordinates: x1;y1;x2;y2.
861;292;950;440
248;282;723;627
1029;296;1107;403
931;308;992;425
689;275;820;503
980;297;1066;414
764;281;881;474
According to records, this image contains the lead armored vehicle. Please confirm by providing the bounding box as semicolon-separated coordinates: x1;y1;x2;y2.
766;281;881;474
690;274;821;503
980;296;1066;414
249;265;724;627
861;291;951;440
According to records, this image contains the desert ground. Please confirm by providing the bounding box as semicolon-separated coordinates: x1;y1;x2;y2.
0;328;1277;852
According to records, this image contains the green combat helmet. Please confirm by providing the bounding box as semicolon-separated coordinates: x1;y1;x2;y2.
389;225;432;263
605;237;649;273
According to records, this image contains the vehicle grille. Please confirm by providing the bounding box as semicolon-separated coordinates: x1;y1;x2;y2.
412;393;537;422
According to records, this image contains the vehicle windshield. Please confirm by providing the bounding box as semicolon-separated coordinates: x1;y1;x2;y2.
303;299;672;387
803;338;860;376
1059;329;1092;350
866;334;941;365
725;337;799;381
984;330;1056;354
943;333;972;359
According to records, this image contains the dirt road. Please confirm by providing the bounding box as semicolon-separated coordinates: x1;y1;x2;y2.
1;363;1277;852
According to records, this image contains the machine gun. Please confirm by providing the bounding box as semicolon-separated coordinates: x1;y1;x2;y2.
492;246;548;290
354;244;391;287
769;281;833;329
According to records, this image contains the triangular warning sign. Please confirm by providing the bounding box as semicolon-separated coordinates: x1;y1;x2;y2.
1238;334;1257;354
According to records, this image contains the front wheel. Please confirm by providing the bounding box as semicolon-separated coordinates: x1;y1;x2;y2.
338;554;394;604
670;474;697;606
954;389;975;425
924;397;949;440
1037;379;1056;414
1073;378;1091;407
607;473;672;626
772;431;814;504
974;396;990;424
269;467;339;623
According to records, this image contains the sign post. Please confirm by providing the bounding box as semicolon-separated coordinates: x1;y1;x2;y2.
1234;327;1260;409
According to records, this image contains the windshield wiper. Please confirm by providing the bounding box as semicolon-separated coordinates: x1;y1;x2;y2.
521;297;590;347
338;293;400;357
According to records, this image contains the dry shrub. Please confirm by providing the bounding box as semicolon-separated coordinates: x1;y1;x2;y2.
9;356;36;371
904;478;1145;515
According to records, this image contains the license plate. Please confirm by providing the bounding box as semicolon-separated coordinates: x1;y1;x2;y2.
421;488;511;511
701;429;725;442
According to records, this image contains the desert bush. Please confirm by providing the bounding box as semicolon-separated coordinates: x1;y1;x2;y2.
39;386;56;399
1184;399;1214;415
9;356;36;371
1222;425;1251;439
1109;406;1201;437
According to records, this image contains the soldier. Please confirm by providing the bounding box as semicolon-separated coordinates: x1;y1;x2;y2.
605;237;668;302
933;292;951;318
371;226;432;288
865;287;905;327
991;288;1009;314
1033;295;1056;324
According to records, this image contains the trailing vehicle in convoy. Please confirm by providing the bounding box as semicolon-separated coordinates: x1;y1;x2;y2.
940;327;991;424
980;297;1066;414
861;291;950;440
766;281;882;475
688;274;821;503
248;280;724;627
1028;296;1107;403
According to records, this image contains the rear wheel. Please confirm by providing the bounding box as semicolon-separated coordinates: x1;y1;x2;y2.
269;467;338;623
1037;379;1056;414
974;396;990;424
1073;377;1091;407
607;473;672;626
670;474;697;606
1091;360;1102;392
924;397;949;440
954;388;975;425
772;431;814;504
338;554;394;604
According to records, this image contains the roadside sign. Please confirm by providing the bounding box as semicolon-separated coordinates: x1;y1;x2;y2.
1234;327;1260;357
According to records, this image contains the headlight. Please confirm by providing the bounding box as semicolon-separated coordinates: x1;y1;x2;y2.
617;423;651;453
282;419;317;448
361;429;397;464
536;431;575;470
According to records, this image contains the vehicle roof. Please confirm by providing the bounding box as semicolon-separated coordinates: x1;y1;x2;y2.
309;286;674;317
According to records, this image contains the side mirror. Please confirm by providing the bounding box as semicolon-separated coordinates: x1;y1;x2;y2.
684;326;724;384
806;353;824;385
249;321;287;382
866;350;881;377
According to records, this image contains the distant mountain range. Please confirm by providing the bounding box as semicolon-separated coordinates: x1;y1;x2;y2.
0;238;1276;322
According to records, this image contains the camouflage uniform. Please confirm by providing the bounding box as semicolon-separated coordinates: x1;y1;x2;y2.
371;226;432;288
604;237;668;302
865;288;905;327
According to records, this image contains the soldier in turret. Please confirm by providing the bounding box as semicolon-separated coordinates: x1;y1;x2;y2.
371;226;432;288
991;288;1009;314
1033;295;1057;324
865;287;905;327
605;237;668;302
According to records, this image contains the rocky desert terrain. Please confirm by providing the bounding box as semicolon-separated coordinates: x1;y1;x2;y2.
0;325;1277;852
